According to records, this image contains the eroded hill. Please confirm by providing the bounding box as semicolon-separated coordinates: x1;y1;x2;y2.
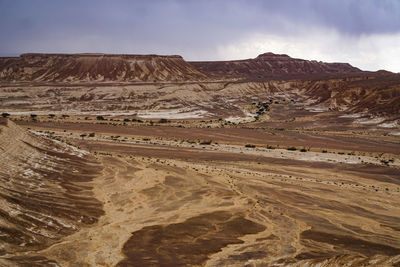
190;52;361;80
0;52;399;123
0;118;103;265
0;53;208;82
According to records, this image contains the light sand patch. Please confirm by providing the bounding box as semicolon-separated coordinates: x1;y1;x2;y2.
355;117;386;125
137;108;210;119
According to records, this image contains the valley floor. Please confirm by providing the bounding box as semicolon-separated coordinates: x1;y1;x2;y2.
5;121;400;266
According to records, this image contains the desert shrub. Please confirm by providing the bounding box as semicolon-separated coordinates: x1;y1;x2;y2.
158;118;169;123
1;112;10;118
287;147;297;151
123;118;131;122
266;145;275;149
88;133;95;137
322;150;328;153
381;159;389;165
245;144;256;148
96;116;105;120
30;114;37;120
300;148;307;152
338;152;345;155
199;140;212;145
80;134;87;138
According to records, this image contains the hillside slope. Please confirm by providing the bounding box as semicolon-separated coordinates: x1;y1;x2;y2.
0;118;103;265
0;53;208;82
190;52;361;80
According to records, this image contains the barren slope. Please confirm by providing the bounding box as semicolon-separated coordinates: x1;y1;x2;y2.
0;53;208;82
190;52;361;80
0;119;103;265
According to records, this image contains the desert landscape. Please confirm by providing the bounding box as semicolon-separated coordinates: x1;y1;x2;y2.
0;51;399;267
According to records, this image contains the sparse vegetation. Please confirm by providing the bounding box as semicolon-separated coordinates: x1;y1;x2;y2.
381;159;390;165
2;112;10;118
287;147;297;151
96;116;106;120
158;118;169;123
199;140;212;145
245;144;256;148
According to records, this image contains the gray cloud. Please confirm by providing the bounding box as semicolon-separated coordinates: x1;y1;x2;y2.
0;0;399;71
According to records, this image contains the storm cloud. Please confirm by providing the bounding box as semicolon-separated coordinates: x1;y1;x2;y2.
0;0;399;71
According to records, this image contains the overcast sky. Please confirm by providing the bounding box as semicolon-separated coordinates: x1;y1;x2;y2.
1;0;400;72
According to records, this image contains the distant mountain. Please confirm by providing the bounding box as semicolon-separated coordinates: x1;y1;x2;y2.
0;53;208;82
1;52;399;118
190;52;361;80
0;52;364;83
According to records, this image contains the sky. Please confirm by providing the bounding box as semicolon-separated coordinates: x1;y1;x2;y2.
0;0;400;72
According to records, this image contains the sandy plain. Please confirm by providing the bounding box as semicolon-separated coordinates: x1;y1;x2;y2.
0;113;397;266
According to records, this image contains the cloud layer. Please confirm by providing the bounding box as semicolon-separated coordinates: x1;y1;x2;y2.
0;0;399;71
